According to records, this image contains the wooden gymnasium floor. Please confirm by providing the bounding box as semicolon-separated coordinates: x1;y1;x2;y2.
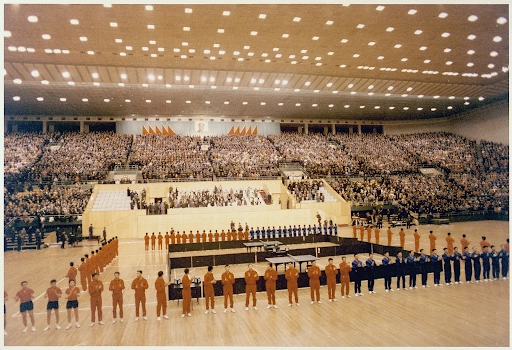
3;220;509;347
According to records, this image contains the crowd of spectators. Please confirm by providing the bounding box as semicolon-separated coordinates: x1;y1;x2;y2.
4;130;508;219
387;132;480;174
481;140;509;174
4;132;55;185
287;180;326;203
209;135;282;177
327;171;509;216
4;185;92;218
331;133;419;175
28;132;132;182
129;135;212;180
269;133;355;176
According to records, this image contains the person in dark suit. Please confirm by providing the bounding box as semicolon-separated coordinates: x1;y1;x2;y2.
352;254;364;296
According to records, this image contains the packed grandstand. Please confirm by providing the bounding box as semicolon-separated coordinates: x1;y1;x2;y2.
4;131;509;222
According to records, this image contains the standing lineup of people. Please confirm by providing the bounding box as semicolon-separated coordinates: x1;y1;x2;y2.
143;223;340;250
6;233;509;333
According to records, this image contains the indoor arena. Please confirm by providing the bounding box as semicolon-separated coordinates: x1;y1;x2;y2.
3;3;509;348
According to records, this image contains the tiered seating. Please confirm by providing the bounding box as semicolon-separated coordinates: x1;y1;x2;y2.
91;190;131;211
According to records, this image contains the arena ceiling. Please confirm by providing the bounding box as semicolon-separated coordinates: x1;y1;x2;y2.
4;3;509;121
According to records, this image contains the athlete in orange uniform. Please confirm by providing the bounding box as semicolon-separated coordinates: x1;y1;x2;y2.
188;231;194;244
324;258;338;302
88;273;104;326
366;226;372;242
89;251;98;276
78;258;88;291
64;279;80;329
244;264;259;310
164;232;170;248
352;225;358;239
214;231;220;242
131;270;148;321
84;254;92;286
208;231;213;242
339;257;352;298
460;234;470;250
204;266;217;314
202;230;207;243
359;226;365;241
195;231;201;243
181;232;187;244
414;229;421;252
155;271;169;320
97;248;104;273
144;233;150;251
65;262;78;282
109;272;125;323
307;260;321;303
170;230;176;244
222;265;235;312
157;233;163;250
221;230;226;242
285;262;300;306
399;228;406;248
387;227;393;246
446;232;455;254
151;233;156;250
43;279;62;331
264;263;278;308
181;269;193;317
374;227;380;245
429;231;437;253
480;236;491;250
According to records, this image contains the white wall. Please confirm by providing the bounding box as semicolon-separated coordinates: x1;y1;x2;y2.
450;100;509;144
384;118;452;135
384;100;509;144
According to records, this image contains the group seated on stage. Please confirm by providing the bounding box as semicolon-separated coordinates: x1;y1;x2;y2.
167;185;270;209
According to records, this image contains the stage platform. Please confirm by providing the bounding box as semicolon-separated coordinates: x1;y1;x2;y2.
82;179;351;239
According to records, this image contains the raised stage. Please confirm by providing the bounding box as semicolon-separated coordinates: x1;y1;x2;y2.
82;179;351;239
